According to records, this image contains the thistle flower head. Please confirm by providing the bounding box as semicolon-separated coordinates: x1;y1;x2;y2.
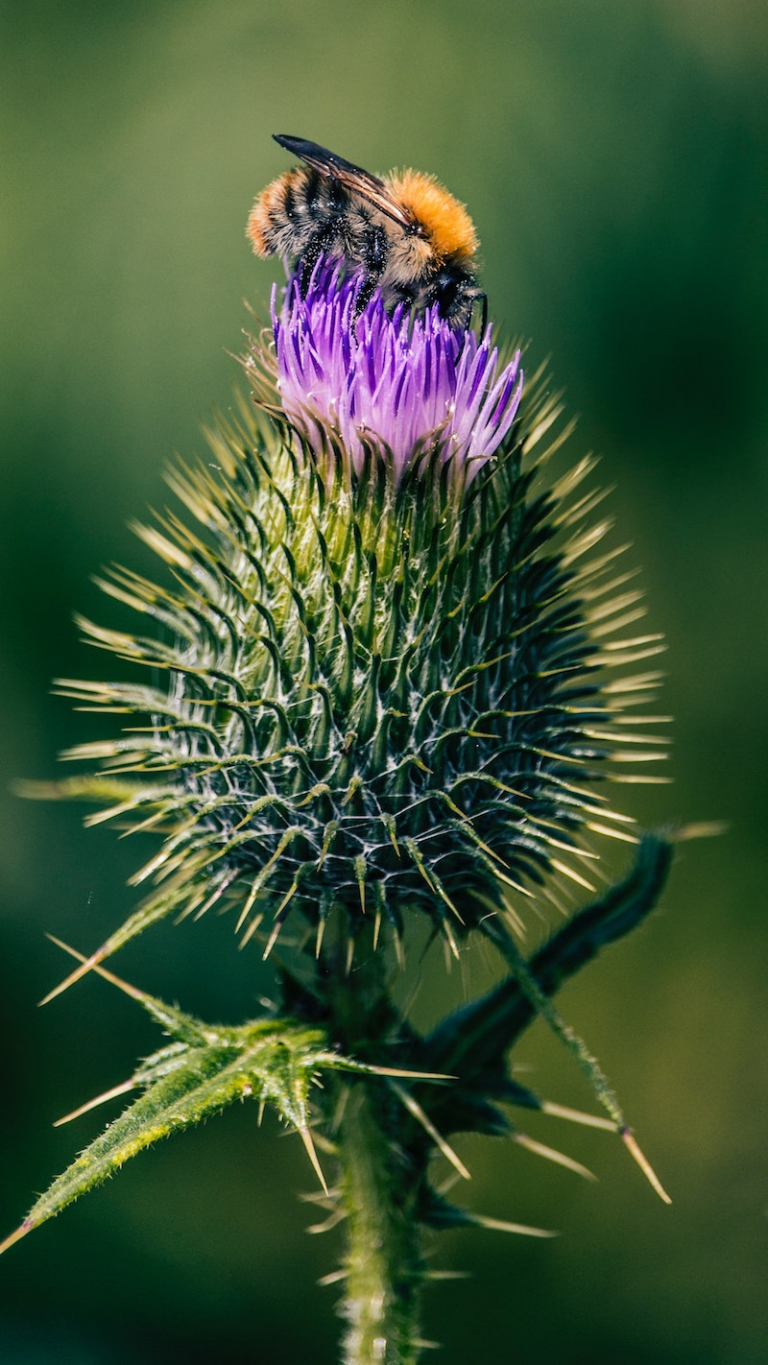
271;262;523;486
45;256;665;986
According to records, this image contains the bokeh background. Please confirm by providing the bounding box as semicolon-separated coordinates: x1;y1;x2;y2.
1;2;767;1361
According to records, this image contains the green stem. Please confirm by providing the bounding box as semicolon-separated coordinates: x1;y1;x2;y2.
323;931;425;1365
337;1079;424;1365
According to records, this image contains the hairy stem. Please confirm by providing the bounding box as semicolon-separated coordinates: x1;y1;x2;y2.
337;1079;424;1365
324;932;425;1365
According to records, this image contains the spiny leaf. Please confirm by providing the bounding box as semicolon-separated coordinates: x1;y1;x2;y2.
418;1187;556;1240
397;835;674;1212
0;1017;330;1256
423;833;674;1081
452;837;674;1199
4;945;451;1257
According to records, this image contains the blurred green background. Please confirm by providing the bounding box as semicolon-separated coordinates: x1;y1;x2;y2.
1;2;767;1361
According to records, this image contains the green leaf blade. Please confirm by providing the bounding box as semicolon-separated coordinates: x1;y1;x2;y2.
1;1014;339;1255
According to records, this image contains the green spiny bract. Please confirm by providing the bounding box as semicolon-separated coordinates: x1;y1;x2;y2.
50;361;665;981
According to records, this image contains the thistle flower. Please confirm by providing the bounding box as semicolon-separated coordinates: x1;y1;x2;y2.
271;261;523;484
41;256;665;994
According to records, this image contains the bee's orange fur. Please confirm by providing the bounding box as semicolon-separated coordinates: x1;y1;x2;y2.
388;169;478;263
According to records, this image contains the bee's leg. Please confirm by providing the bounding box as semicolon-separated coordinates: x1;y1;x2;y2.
352;225;388;318
476;292;488;333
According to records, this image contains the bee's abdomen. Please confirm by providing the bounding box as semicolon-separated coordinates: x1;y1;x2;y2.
247;168;350;260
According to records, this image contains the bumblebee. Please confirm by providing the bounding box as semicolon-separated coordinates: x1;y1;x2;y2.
248;134;485;328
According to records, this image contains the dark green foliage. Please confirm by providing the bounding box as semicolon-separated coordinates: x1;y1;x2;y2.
415;834;674;1147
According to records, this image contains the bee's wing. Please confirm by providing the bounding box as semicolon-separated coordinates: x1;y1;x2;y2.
273;134;415;230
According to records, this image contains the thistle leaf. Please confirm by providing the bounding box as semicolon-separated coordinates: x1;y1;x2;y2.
0;979;396;1256
423;833;674;1085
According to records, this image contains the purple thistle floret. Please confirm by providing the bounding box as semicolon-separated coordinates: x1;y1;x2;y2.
272;261;523;484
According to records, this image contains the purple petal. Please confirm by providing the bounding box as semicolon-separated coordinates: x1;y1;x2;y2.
268;261;523;485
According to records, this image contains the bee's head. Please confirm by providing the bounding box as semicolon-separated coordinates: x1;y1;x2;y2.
387;169;478;264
